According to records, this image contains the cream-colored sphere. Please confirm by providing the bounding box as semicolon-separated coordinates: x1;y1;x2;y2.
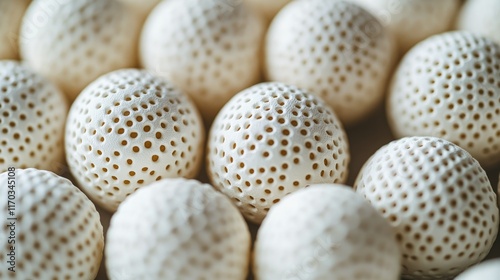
355;0;460;53
265;0;396;126
388;31;500;168
355;137;499;279
140;0;266;120
65;69;204;212
20;0;142;100
254;185;401;280
0;60;67;173
0;0;30;59
0;168;104;280
456;0;500;46
106;178;251;280
455;259;500;280
207;82;350;224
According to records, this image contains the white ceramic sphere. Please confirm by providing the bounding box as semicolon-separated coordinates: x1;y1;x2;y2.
20;0;142;100
207;82;350;224
65;69;204;212
388;31;500;168
106;178;251;280
456;0;500;46
0;0;30;59
355;136;499;279
254;184;401;280
265;0;396;125
0;60;67;173
455;259;500;280
355;0;460;53
140;0;266;120
0;168;104;280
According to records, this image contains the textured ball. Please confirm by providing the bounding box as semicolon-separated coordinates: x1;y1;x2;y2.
246;0;290;22
455;259;500;280
0;60;67;173
207;82;350;223
265;0;396;126
140;0;265;120
0;0;30;59
254;184;401;280
387;31;500;168
20;0;142;100
456;0;500;46
354;136;499;279
0;168;104;280
355;0;460;53
65;69;204;212
106;178;251;280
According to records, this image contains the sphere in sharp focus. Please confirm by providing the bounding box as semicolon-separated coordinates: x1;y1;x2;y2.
207;82;350;224
65;69;204;212
254;184;401;280
0;0;30;59
265;0;396;126
456;0;500;46
0;168;104;280
355;0;460;54
20;0;142;100
140;0;266;120
106;178;251;280
455;259;500;280
354;136;499;279
387;31;500;168
0;60;68;173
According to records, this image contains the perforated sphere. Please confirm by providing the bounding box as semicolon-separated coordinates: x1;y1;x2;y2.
0;0;30;59
140;0;266;120
0;61;68;173
0;168;104;280
65;69;204;212
354;137;499;279
456;0;500;46
254;184;401;280
455;259;500;280
387;31;500;168
207;82;350;224
106;178;251;280
265;0;396;126
354;0;460;53
20;0;142;100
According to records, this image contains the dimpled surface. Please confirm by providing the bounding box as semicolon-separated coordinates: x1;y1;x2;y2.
254;185;401;280
0;168;104;280
207;82;350;224
0;0;30;59
65;69;204;212
265;0;396;126
0;61;67;173
20;0;142;100
455;259;500;280
456;0;500;46
355;0;460;53
354;137;499;279
387;32;500;168
140;0;265;120
106;178;251;280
